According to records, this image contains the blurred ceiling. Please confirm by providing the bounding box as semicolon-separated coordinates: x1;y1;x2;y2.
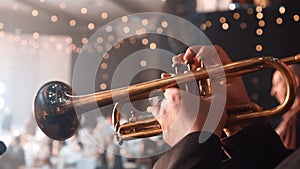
0;0;165;36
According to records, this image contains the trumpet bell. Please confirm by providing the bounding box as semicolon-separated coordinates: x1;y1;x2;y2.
34;81;80;140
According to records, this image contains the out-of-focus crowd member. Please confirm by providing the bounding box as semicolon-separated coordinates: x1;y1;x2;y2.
271;64;300;150
0;135;25;169
22;128;51;169
57;133;83;169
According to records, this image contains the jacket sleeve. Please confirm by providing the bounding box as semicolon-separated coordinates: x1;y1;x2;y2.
221;120;293;169
153;132;225;169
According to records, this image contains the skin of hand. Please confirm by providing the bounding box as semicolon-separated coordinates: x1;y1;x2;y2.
152;45;250;146
179;45;251;137
152;87;214;146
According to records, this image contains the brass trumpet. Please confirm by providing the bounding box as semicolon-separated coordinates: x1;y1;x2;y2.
34;54;300;143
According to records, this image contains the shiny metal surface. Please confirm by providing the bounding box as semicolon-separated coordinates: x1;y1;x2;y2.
34;54;300;141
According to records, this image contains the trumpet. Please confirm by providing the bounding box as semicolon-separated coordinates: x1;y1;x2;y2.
34;54;300;143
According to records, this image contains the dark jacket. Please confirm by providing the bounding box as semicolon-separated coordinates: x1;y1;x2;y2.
153;121;292;169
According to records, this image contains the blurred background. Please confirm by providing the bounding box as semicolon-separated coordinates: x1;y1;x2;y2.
0;0;299;169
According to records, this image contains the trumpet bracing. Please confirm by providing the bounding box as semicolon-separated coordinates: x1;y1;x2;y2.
34;54;300;143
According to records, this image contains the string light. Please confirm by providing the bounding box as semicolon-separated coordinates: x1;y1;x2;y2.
88;22;95;30
81;7;88;15
279;6;286;14
141;38;149;45
123;27;130;33
141;19;148;26
222;23;229;30
149;42;156;49
101;12;108;19
32;9;39;16
140;60;147;67
293;14;300;22
161;21;168;28
51;15;58;22
122;16;128;22
276;17;283;25
69;19;77;27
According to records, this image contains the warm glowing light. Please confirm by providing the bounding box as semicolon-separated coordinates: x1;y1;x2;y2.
101;12;108;19
100;83;107;90
69;19;77;27
200;24;207;30
141;19;148;26
81;7;88;14
233;12;240;20
279;6;286;14
258;20;265;27
229;3;236;10
97;37;103;43
33;32;40;39
32;9;39;16
106;26;112;32
123;27;130;33
256;44;263;51
256;12;263;19
150;43;156;49
136;28;146;35
118;37;124;44
81;37;88;44
205;21;212;27
256;28;263;35
76;47;83;54
156;27;163;34
256;6;263;13
161;21;168;28
147;106;152;113
219;17;226;23
51;15;58;22
140;60;147;67
294;14;300;22
276;17;283;25
88;23;95;30
101;63;108;70
122;16;128;22
141;38;149;45
114;43;121;49
222;23;229;30
103;53;110;59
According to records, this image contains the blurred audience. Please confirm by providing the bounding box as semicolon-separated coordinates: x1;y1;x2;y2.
271;64;300;150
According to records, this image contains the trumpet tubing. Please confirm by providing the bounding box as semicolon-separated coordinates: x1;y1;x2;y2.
34;54;300;142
